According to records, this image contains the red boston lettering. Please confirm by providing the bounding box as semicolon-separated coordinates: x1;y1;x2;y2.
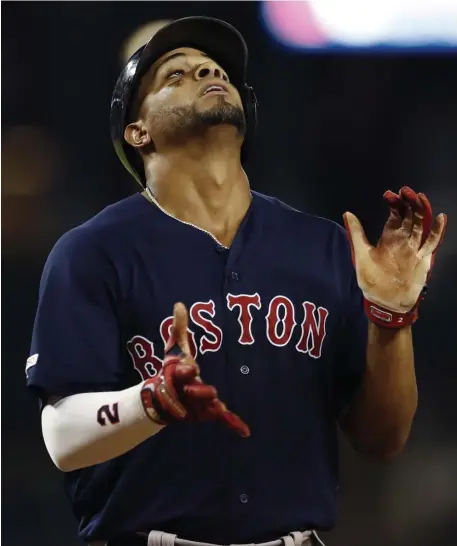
127;296;330;374
227;293;262;345
126;335;163;380
190;300;223;354
160;316;198;359
266;296;297;347
295;301;329;359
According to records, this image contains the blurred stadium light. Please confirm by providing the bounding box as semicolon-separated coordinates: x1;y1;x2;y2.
120;20;172;64
261;0;457;51
2;125;62;197
2;125;65;258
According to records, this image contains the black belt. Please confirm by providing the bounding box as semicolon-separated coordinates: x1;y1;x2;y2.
100;538;145;546
103;538;146;546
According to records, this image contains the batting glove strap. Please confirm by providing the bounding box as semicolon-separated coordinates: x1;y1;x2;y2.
364;286;427;329
140;379;171;425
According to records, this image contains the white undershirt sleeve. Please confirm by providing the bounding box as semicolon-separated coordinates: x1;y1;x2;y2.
41;382;165;472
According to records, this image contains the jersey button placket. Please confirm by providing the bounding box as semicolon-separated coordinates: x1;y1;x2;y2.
224;254;249;508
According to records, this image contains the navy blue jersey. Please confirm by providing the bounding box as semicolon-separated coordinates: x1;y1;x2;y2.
27;191;367;543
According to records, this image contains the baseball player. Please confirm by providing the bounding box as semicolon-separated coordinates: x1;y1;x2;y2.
26;17;447;546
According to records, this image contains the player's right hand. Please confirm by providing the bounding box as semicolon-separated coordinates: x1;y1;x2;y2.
140;303;251;438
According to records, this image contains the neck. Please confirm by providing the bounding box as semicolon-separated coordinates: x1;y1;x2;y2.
143;136;251;247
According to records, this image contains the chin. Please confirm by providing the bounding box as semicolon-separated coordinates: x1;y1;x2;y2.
196;101;246;135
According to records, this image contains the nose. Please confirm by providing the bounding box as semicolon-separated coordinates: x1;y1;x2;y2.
195;62;229;83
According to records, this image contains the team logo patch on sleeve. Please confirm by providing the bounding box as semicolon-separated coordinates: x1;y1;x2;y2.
25;354;39;376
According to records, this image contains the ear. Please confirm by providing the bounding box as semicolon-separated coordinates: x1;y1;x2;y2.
124;121;152;150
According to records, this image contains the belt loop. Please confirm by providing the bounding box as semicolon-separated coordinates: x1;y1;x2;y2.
281;536;295;546
288;532;313;545
148;531;177;546
289;532;303;545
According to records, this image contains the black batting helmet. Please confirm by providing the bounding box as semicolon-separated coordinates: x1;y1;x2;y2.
110;16;258;187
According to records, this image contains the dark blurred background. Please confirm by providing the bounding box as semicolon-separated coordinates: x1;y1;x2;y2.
2;2;457;546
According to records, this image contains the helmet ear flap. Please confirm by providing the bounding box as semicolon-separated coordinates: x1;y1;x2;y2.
110;48;147;188
240;84;258;165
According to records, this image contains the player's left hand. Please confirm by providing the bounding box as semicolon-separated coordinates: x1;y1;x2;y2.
343;186;447;328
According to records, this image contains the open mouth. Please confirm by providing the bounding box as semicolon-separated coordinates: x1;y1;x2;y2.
203;84;229;96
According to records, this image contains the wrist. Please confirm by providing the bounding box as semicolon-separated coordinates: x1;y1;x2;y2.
364;298;419;329
140;378;168;426
368;320;411;339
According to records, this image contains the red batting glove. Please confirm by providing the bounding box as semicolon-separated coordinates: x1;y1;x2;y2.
344;186;447;329
140;333;251;438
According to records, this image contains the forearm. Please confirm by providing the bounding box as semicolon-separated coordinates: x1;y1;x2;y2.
342;323;417;459
42;383;165;472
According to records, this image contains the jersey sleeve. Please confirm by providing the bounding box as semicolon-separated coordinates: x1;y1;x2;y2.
26;228;123;402
332;224;369;416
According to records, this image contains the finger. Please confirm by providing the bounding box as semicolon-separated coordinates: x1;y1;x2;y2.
383;190;406;219
418;213;447;259
383;208;403;235
401;203;413;236
172;302;191;355
381;191;405;240
437;213;447;247
400;186;420;206
179;353;200;374
160;367;187;418
400;187;424;241
383;207;403;233
212;399;251;438
183;383;218;400
410;209;424;247
343;212;371;264
155;384;187;419
173;363;199;383
418;193;433;248
402;188;424;246
219;409;251;438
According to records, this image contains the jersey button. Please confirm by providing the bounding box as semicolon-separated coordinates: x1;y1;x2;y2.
240;365;250;375
216;245;226;253
239;493;249;504
231;271;239;281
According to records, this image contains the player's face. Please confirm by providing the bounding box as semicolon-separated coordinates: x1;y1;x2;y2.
133;47;246;147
